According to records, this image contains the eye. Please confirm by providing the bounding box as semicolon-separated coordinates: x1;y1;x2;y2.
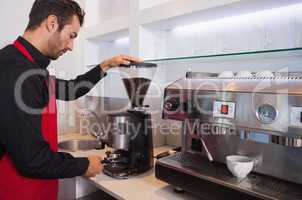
70;32;78;39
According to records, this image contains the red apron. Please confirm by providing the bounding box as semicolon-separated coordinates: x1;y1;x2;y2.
0;40;58;200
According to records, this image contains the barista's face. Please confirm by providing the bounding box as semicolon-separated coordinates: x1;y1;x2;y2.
48;15;80;60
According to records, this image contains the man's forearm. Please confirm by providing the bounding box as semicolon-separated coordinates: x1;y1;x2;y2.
55;66;107;101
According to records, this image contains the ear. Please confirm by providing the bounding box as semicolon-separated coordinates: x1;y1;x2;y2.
45;15;59;33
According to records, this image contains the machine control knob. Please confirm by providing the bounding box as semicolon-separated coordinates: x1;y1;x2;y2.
164;98;180;111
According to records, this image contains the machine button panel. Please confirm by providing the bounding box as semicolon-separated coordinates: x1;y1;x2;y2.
213;101;236;119
290;106;302;127
221;105;229;114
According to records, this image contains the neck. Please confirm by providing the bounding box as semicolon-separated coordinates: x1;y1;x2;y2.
22;30;48;56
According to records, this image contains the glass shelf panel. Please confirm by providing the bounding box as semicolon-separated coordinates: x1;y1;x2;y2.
145;47;302;64
144;47;302;88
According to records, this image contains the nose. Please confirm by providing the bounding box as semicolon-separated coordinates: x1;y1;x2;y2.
67;40;74;51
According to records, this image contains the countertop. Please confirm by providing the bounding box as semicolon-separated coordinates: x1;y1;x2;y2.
59;133;199;200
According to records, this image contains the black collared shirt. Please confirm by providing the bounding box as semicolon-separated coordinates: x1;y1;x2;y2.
0;37;106;178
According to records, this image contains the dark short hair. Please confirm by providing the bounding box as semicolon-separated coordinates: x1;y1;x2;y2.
26;0;85;31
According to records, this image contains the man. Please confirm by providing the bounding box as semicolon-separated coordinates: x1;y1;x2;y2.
0;0;141;199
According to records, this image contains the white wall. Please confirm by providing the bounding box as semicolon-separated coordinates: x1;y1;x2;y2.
0;0;34;47
0;0;85;133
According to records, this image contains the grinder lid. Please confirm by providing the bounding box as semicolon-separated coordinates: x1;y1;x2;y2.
120;61;157;68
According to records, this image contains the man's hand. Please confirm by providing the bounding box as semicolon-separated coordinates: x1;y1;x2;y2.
99;55;143;72
84;155;103;177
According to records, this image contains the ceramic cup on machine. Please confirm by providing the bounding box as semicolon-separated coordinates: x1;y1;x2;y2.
255;70;274;78
218;71;234;78
226;155;255;179
236;70;253;78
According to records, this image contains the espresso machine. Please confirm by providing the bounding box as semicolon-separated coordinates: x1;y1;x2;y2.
101;62;157;179
155;71;302;199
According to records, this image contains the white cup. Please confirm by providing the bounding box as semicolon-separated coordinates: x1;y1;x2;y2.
256;70;274;78
236;71;253;78
218;71;234;78
226;155;255;179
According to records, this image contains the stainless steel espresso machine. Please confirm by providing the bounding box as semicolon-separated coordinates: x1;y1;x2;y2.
155;71;302;200
101;62;157;179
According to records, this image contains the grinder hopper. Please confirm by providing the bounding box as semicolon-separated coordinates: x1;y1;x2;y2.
119;62;157;109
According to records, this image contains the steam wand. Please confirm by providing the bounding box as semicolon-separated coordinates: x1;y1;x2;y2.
200;137;214;162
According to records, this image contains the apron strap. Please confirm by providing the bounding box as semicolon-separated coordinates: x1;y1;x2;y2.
13;40;55;95
13;40;35;63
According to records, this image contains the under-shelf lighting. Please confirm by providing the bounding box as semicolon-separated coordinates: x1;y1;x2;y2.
172;3;302;34
113;37;130;45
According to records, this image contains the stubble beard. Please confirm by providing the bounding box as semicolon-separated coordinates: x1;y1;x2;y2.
48;32;63;60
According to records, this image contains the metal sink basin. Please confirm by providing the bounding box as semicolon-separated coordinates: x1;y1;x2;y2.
58;139;102;152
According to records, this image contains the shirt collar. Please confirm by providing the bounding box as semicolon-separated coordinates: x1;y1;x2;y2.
17;36;51;69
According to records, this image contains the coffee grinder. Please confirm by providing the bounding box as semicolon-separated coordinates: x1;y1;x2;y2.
102;62;157;179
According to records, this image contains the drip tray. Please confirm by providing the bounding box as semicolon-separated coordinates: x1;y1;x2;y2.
155;152;302;200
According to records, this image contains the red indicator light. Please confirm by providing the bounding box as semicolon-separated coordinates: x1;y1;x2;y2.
221;105;229;115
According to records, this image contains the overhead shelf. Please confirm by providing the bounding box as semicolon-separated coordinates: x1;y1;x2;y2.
83;17;130;41
137;0;241;27
84;0;130;28
82;0;243;40
137;0;302;28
